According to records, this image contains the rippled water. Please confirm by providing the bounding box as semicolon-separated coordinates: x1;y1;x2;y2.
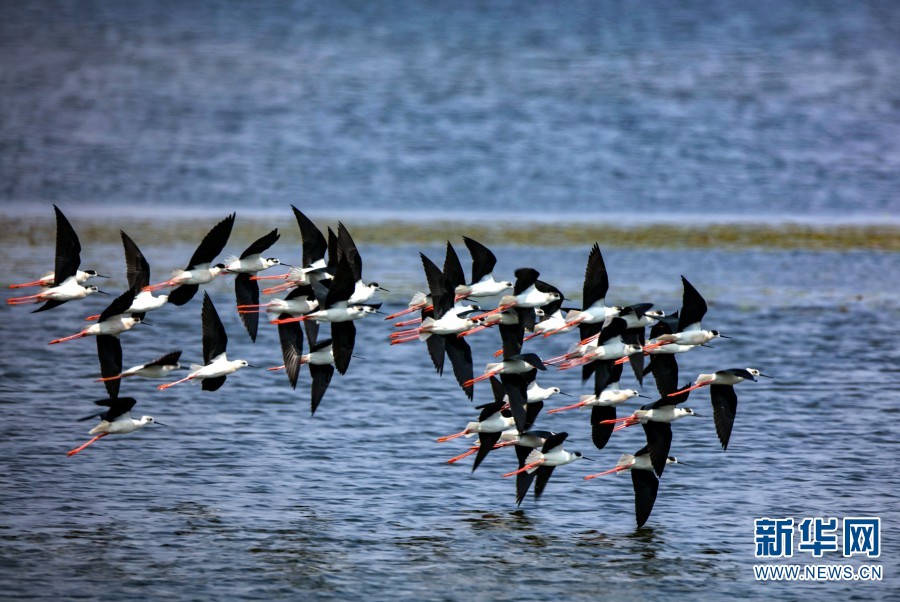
2;1;899;599
1;221;898;600
2;1;899;223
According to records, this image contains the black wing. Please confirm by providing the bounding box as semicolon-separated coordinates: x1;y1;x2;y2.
444;335;474;401
235;273;260;342
32;299;68;313
167;283;200;307
462;236;497;284
590;406;616;451
515;445;537;506
277;316;303;389
500;319;525;359
187;213;235;269
309;363;334;415
632;468;660;528
524;402;543;433
331;321;356;375
145;350;182;368
642;421;673;477
677;276;708;332
324;257;356;307
202;375;227;391
425;334;446;375
98;397;137;422
97;335;122;400
421;253;452;319
541;431;568;454
596;317;627;346
710;384;738;451
292;206;328;268
471;431;502;473
500;373;528;433
241;229;279;259
52;205;82;285
513;267;539;296
533;466;556;500
121;231;150;291
337;223;363;281
582;243;609;309
647;354;679;399
442;242;466;290
98;289;136;323
201;292;228;364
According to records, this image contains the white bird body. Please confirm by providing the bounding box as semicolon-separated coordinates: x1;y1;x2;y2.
523;446;583;473
656;324;720;346
169;263;225;286
533;309;572;336
418;312;477;337
631;406;697;424
40;276;99;302
302;345;334;366
121;364;178;379
456;274;513;298
645;339;698;355
693;368;763;387
463;412;516;438
347;282;375;305
89;414;156;436
305;303;377;323
621;309;665;330
526;380;563;403
189;353;249;380
269;296;319;315
565;300;622;326
483;359;536;377
225;255;281;274
127;290;168;314
579;338;642;363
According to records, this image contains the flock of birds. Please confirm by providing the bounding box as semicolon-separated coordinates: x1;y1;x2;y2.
7;205;770;528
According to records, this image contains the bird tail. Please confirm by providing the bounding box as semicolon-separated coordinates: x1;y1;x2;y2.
88;421;111;435
418;317;435;341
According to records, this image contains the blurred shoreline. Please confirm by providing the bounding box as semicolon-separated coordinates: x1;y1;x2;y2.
3;208;897;251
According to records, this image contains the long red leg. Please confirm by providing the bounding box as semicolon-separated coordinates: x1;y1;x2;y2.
583;465;627;480
67;432;108;456
502;458;545;478
49;332;87;345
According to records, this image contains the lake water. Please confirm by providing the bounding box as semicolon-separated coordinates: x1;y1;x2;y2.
1;2;898;600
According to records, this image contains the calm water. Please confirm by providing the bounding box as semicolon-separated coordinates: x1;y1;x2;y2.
1;1;899;223
2;2;899;600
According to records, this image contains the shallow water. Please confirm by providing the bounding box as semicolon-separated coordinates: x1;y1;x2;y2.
1;223;898;600
2;1;899;599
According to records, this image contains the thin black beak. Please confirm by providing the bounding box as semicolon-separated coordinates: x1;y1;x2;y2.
378;286;390;292
140;321;152;326
581;455;595;462
557;391;573;397
718;334;732;339
638;394;652;399
96;274;110;279
246;363;258;368
97;290;111;295
154;421;168;427
758;373;773;378
677;460;691;467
